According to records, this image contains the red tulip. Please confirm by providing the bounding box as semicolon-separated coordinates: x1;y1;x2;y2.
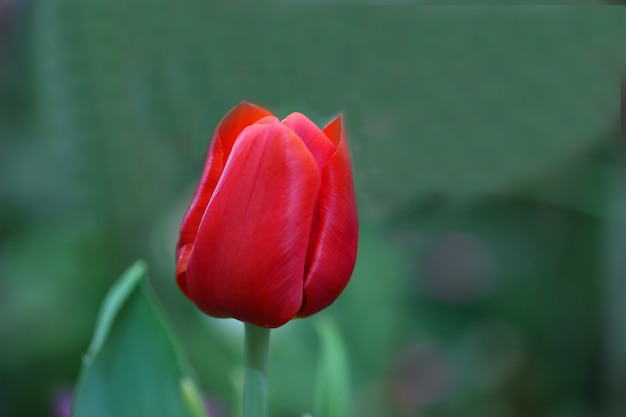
176;102;358;328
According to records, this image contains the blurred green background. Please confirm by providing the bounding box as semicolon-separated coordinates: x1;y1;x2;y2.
2;2;626;417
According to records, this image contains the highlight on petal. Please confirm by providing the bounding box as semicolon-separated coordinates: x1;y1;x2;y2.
282;112;336;171
186;121;322;328
176;102;273;298
298;115;359;318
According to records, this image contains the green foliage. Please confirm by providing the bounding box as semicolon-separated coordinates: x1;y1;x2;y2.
314;318;352;417
72;261;204;417
181;377;212;417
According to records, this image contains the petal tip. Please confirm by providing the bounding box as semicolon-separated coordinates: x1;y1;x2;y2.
323;114;346;146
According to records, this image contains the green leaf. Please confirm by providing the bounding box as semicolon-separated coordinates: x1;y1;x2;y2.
72;261;207;417
180;377;211;417
314;318;351;417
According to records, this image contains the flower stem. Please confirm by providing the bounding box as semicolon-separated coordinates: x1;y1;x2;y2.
243;323;271;417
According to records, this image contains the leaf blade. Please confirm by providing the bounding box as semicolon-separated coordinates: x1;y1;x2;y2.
73;261;205;417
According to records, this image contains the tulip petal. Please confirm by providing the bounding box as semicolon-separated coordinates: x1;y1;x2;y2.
186;121;321;328
282;112;336;170
177;102;273;297
299;116;359;318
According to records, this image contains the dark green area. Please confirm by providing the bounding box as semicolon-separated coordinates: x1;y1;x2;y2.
1;3;626;417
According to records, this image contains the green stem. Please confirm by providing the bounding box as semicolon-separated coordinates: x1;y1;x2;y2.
243;323;271;417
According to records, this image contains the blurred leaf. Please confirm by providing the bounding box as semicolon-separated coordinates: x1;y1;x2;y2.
329;225;410;378
314;318;351;417
180;377;210;417
72;261;203;417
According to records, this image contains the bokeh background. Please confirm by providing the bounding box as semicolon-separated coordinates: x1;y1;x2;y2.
2;3;626;417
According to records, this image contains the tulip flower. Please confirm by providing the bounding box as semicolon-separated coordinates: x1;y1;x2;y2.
176;102;358;329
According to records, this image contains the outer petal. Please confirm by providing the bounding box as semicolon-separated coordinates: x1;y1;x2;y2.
282;112;339;275
298;115;359;318
282;112;336;170
176;102;273;298
186;121;321;328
